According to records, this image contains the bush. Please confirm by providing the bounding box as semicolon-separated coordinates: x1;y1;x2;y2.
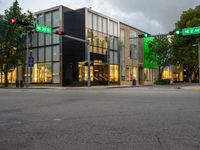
191;80;199;83
155;79;171;85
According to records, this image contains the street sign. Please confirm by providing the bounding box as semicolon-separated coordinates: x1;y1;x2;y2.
182;26;200;36
35;24;52;34
28;56;34;68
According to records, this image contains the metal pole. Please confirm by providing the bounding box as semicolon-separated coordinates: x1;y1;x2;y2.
86;42;91;87
198;43;200;84
26;32;29;88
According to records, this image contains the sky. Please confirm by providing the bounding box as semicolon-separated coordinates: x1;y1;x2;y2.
0;0;199;34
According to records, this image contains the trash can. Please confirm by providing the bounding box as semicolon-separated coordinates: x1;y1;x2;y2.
16;80;20;88
20;80;24;88
132;79;136;86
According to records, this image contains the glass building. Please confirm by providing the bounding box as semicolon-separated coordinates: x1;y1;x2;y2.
0;5;158;86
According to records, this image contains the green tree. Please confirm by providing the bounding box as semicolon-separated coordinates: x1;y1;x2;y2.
0;0;34;87
147;36;172;79
171;5;200;81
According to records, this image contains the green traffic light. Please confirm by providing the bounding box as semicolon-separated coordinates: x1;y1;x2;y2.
175;30;180;35
144;33;148;37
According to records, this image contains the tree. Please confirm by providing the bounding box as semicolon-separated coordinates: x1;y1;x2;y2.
0;0;34;87
147;36;172;79
171;5;200;81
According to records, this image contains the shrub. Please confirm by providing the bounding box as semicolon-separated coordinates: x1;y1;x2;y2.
155;79;171;85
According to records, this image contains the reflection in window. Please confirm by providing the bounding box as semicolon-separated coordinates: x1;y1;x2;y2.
38;63;45;82
53;62;60;83
38;14;44;25
114;23;118;36
110;65;118;82
98;16;102;32
32;64;37;83
88;12;92;29
39;48;44;62
103;18;107;33
53;29;59;44
87;29;93;45
109;21;113;35
45;63;52;82
109;36;114;49
53;45;60;61
114;37;118;50
45;33;51;45
31;32;37;47
45;13;51;27
45;47;52;61
52;11;59;27
38;33;44;46
93;14;97;30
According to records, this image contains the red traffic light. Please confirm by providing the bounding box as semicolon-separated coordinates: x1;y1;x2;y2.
56;31;65;35
11;18;17;24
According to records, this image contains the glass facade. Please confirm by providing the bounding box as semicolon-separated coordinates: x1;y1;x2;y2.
129;31;138;59
29;9;60;84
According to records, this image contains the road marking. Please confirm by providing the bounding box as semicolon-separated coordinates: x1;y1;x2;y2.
53;118;62;121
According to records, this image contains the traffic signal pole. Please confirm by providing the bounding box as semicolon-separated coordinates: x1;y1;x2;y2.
198;43;200;84
26;32;29;88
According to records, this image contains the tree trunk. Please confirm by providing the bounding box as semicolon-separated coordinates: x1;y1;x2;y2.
158;66;165;80
4;71;8;87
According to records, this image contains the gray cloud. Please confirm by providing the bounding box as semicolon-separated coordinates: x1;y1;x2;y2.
0;0;199;34
94;0;199;34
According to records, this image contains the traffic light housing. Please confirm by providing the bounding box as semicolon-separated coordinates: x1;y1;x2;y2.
138;33;150;38
55;30;65;35
10;18;31;26
168;30;182;36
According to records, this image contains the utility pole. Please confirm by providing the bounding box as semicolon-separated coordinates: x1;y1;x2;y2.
86;42;91;87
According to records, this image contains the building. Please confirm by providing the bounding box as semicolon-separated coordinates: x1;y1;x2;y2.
0;5;157;86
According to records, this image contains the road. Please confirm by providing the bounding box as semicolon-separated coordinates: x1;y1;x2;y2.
0;87;200;150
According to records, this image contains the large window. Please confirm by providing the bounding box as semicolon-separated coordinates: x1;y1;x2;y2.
45;63;52;82
45;13;51;27
88;12;92;29
53;62;60;83
103;18;107;33
53;45;60;61
38;48;44;62
52;11;59;27
38;33;44;46
130;31;138;59
45;47;52;61
93;15;97;30
98;16;103;32
45;33;51;45
110;65;118;82
53;29;59;44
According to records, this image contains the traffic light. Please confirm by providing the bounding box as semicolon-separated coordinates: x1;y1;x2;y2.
10;18;31;26
11;18;17;24
55;30;65;35
138;33;150;38
175;30;181;36
168;30;182;36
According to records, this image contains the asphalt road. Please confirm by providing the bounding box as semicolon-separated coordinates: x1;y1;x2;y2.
0;87;200;150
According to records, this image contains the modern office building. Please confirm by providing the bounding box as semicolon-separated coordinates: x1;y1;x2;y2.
0;5;158;86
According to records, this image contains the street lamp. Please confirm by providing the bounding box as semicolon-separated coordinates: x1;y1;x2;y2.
192;43;200;84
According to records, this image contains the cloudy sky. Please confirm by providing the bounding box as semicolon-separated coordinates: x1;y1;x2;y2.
0;0;199;34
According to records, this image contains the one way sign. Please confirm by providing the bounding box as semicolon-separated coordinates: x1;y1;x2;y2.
28;56;34;68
